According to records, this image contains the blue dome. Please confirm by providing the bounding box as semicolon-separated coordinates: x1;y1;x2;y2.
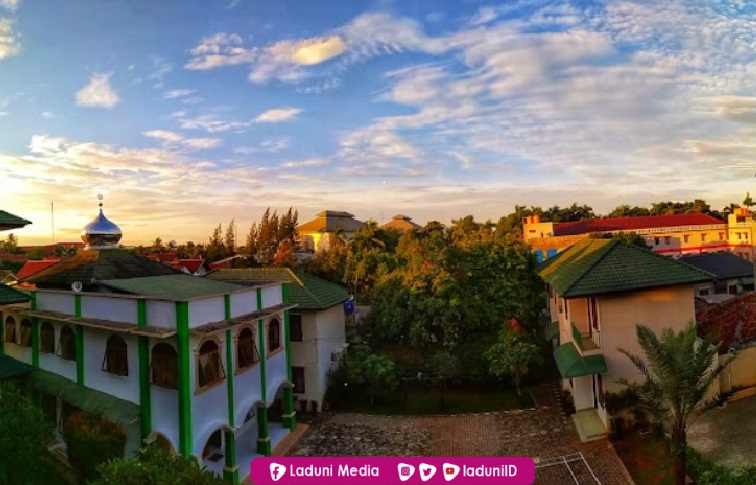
81;207;122;249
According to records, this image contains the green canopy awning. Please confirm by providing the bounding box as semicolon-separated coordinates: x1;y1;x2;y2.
544;322;559;342
554;342;607;378
0;354;33;379
29;370;140;426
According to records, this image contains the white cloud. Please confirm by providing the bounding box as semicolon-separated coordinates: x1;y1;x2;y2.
143;130;184;143
0;111;7;118
0;18;20;60
174;113;253;133
162;89;196;99
234;137;291;154
76;73;119;109
41;111;54;119
181;137;222;150
148;56;172;89
469;6;498;26
280;158;327;168
291;37;346;65
254;107;301;123
0;0;19;11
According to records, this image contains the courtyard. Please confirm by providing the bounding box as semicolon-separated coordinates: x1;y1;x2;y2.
687;393;756;469
287;383;632;485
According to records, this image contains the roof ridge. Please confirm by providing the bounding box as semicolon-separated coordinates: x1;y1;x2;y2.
291;269;325;306
561;239;617;296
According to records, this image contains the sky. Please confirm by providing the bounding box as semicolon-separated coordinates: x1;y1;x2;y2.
1;0;756;246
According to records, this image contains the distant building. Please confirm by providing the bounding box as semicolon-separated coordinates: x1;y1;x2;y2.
0;270;17;285
540;238;713;440
297;210;365;252
2;201;296;485
380;214;422;233
171;258;207;276
15;258;64;280
680;252;754;297
207;268;349;412
727;207;756;260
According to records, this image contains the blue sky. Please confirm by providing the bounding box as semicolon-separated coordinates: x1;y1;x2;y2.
2;0;756;245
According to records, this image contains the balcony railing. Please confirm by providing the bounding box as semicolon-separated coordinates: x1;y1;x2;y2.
571;322;600;351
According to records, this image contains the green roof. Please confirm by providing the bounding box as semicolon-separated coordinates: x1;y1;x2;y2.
0;354;33;379
554;342;608;378
0;210;31;231
100;274;245;300
0;284;30;304
207;268;349;310
29;370;140;426
538;239;714;298
22;249;180;290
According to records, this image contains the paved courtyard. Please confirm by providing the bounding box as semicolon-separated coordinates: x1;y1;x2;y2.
288;384;632;484
688;393;756;469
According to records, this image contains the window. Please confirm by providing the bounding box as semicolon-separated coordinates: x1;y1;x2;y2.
701;233;707;242
236;326;259;371
197;340;225;389
151;343;178;389
728;284;738;295
57;326;76;361
563;299;569;320
588;297;599;331
40;322;55;353
737;232;742;240
654;237;660;245
683;234;689;243
292;366;305;394
102;335;128;376
290;314;303;342
698;287;711;296
41;393;57;425
18;319;31;347
664;236;671;246
4;316;15;344
268;318;281;353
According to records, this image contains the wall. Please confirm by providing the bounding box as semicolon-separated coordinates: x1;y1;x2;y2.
150;338;180;457
599;286;695;387
230;291;256;318
83;329;139;404
80;295;137;323
37;292;75;313
265;347;287;403
261;284;283;309
720;346;756;396
314;305;346;403
188;297;224;328
2;310;32;364
38;320;77;381
146;300;175;329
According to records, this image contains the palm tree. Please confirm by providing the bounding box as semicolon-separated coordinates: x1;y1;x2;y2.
619;323;733;485
350;220;385;253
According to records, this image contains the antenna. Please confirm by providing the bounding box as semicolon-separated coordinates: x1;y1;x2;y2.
98;193;104;208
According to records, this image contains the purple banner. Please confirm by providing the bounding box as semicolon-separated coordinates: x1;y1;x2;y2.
250;457;535;485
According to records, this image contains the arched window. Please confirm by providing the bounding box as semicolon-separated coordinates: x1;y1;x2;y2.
102;335;128;376
57;326;76;360
18;319;32;347
267;318;281;353
236;327;259;371
151;343;178;389
40;322;55;353
197;340;225;390
4;316;15;344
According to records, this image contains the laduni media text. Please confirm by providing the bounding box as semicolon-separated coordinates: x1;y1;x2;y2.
250;456;536;485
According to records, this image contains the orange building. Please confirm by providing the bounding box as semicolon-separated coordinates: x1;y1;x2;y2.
524;212;755;261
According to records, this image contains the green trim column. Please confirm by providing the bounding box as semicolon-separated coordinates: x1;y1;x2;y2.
137;299;152;440
223;430;239;485
31;292;39;368
256;402;271;456
74;295;84;387
176;301;193;458
281;283;296;431
224;294;235;428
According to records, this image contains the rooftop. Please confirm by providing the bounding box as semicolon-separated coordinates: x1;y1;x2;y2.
538;238;714;298
551;213;726;236
0;210;32;231
298;210;365;233
15;259;64;280
697;292;756;350
207;268;349;310
99;274;246;300
381;214;422;232
0;284;31;305
680;252;754;280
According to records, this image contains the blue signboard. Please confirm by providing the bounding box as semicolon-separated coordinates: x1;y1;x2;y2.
344;300;356;316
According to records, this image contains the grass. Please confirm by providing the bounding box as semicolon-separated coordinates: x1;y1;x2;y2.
613;431;674;485
329;387;534;415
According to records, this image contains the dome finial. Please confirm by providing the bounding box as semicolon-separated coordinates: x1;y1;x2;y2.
81;194;122;250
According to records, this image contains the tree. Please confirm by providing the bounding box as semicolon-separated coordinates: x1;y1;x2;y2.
206;224;225;262
0;233;19;253
152;237;163;252
224;219;236;255
484;328;543;396
92;444;223;485
27;247;45;260
619;323;733;485
744;192;754;209
590;231;649;249
63;411;126;482
345;346;398;407
428;351;460;412
608;205;651;217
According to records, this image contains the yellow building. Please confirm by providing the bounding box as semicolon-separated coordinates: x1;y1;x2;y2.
297;211;365;252
727;207;756;260
524;213;741;260
540;239;714;440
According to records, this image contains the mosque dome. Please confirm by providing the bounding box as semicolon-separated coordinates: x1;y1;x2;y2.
80;195;122;249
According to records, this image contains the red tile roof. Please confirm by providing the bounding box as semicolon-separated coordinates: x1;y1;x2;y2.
170;259;205;274
697;293;756;351
16;258;63;280
553;213;725;236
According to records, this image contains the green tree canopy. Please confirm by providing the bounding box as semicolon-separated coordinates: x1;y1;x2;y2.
485;328;543;396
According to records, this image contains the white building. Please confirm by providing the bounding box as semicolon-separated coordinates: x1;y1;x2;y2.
207;268;349;411
1;202;296;485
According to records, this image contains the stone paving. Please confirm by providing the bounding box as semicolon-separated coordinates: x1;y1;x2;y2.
288;383;632;484
688;393;756;469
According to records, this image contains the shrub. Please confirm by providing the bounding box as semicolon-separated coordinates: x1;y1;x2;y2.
63;411;126;482
92;443;223;485
685;447;756;485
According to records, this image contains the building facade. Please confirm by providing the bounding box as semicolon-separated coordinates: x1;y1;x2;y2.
297;211;365;252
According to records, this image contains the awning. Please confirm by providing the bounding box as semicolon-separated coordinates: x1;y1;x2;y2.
29;370;140;426
544;322;559;342
553;342;607;378
190;303;298;337
0;354;33;379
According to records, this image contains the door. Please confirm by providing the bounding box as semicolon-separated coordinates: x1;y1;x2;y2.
592;376;598;409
